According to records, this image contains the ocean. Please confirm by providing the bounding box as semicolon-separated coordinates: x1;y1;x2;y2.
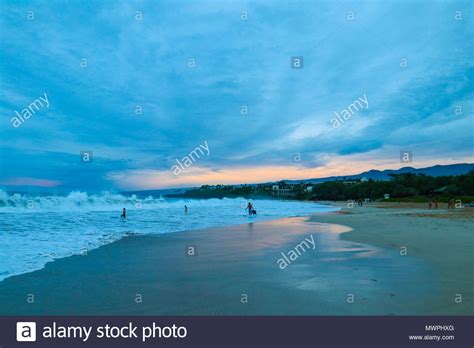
0;190;337;281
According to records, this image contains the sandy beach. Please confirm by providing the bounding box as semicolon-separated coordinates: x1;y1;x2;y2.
312;202;474;315
0;203;471;315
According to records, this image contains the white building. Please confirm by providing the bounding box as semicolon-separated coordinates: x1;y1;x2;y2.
271;186;295;197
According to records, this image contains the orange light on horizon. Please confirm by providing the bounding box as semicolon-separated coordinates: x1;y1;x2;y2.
107;156;468;190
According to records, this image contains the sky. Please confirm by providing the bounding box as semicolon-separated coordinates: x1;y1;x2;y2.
0;0;473;192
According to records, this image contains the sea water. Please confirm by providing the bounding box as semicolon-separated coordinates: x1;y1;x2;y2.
0;190;337;281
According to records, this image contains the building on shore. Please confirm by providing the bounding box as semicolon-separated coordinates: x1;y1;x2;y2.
271;186;296;197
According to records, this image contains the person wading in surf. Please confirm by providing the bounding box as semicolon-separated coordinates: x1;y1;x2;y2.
247;202;256;215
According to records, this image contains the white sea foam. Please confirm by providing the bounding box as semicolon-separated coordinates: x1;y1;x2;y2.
0;190;163;212
0;190;337;281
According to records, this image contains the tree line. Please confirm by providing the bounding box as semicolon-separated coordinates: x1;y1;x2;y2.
167;171;474;202
304;171;474;202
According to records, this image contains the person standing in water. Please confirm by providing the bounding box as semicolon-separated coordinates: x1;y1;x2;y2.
120;208;126;219
247;202;254;215
184;205;188;214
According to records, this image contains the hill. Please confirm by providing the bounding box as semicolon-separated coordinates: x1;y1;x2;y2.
284;163;474;184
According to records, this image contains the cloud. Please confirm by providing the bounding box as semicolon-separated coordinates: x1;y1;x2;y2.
0;177;61;187
1;0;472;190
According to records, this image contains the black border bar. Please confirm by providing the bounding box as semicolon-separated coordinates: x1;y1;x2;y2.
1;316;473;347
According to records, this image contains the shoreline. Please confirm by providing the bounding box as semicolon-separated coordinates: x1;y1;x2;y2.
0;201;338;283
0;203;471;315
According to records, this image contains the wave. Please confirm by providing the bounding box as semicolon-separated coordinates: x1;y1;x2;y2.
0;189;260;212
0;190;166;212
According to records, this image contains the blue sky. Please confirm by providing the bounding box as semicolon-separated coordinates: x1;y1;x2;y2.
1;0;473;191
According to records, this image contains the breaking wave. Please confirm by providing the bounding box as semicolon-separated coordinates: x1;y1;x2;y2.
0;190;178;212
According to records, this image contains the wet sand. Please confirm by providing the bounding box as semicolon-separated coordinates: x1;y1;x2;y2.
312;202;474;314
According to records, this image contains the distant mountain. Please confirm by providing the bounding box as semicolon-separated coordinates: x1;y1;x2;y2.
284;163;474;184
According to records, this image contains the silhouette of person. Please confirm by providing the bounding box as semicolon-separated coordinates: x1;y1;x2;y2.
247;202;254;215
